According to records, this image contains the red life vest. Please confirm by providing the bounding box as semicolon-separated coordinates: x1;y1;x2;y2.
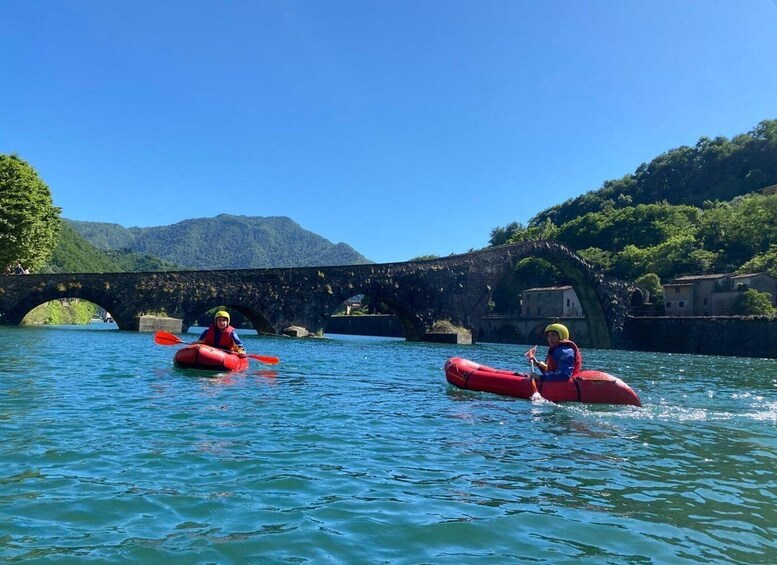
202;324;238;351
545;340;583;376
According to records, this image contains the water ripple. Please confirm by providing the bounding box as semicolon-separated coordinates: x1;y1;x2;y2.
1;329;776;563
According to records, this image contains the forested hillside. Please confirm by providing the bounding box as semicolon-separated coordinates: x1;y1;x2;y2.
45;222;181;273
532;119;777;227
69;214;371;269
489;119;777;304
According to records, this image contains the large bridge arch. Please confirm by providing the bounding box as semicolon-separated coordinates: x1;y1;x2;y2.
0;277;139;329
0;241;635;347
326;285;426;341
482;240;634;348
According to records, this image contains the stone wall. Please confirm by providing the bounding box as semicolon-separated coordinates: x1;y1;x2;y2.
477;316;592;346
622;316;777;358
135;315;182;333
329;314;777;359
325;315;404;338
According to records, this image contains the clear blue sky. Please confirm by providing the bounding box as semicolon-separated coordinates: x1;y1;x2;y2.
2;1;777;264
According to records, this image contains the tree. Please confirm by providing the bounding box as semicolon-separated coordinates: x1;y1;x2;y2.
489;221;525;246
0;154;61;272
634;273;663;302
732;289;775;316
738;244;777;278
577;247;613;271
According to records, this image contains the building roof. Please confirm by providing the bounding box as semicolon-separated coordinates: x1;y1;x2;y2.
761;183;777;195
669;274;728;282
523;285;573;292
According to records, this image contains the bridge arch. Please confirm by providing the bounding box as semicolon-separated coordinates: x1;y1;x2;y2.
176;299;277;336
447;240;634;347
0;278;133;329
327;288;424;341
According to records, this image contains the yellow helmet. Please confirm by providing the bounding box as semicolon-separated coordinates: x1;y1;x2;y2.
214;310;230;323
544;323;569;341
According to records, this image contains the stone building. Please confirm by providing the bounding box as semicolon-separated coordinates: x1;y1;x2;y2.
662;273;776;316
521;285;582;318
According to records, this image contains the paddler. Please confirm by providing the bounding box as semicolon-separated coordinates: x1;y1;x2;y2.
527;323;582;381
196;310;247;357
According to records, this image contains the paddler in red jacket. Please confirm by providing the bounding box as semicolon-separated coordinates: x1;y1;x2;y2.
527;323;582;381
196;310;247;357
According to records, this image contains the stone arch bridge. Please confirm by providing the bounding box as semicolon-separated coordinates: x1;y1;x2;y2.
0;241;639;347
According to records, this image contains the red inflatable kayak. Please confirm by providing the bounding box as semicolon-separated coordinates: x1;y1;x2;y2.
444;357;641;406
173;344;249;372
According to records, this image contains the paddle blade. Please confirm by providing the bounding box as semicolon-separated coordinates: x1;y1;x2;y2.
247;353;280;365
154;331;184;346
523;346;537;359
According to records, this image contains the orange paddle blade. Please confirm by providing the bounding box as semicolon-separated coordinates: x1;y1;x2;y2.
247;353;280;365
154;331;184;346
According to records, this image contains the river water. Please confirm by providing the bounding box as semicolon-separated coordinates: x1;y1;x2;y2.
1;324;776;564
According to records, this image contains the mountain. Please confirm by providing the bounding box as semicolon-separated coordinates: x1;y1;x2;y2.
45;221;183;273
67;214;372;269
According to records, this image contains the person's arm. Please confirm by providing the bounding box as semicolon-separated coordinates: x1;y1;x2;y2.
195;328;208;344
231;331;247;355
527;351;547;372
541;347;575;381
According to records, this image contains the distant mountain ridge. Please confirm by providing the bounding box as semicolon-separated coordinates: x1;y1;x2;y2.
67;214;372;269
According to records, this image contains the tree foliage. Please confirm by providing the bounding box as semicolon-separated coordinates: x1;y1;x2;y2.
489;118;777;292
731;289;775;316
531;119;777;228
44;222;181;273
22;299;98;325
634;273;663;302
0;154;61;272
738;245;777;278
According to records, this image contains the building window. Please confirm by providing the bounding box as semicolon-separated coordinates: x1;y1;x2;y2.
675;287;681;293
679;301;685;308
666;302;672;309
703;298;708;306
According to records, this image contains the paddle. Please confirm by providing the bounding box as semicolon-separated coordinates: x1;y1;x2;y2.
523;346;545;401
154;330;280;365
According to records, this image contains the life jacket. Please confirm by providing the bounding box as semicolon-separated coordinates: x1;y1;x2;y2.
545;340;582;376
202;324;238;351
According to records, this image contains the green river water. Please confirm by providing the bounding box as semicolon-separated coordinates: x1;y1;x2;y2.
1;324;775;564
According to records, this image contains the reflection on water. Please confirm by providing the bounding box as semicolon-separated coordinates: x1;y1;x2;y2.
0;326;775;563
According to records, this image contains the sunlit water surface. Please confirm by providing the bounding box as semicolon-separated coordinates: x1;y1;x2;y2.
1;325;776;564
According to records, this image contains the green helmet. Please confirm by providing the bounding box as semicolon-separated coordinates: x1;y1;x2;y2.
544;323;569;341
